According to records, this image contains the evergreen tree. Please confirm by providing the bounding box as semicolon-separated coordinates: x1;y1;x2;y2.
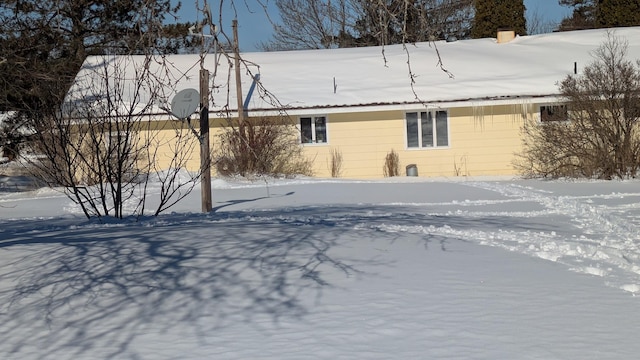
558;0;597;31
471;0;527;39
0;0;197;160
596;0;640;28
558;0;640;31
0;0;197;112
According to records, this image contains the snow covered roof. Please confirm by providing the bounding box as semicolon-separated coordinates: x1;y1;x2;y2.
71;27;640;116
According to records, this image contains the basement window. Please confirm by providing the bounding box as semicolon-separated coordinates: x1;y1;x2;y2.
540;104;568;122
406;110;449;148
300;116;327;144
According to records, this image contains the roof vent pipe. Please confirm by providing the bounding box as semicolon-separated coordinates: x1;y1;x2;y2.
496;29;515;44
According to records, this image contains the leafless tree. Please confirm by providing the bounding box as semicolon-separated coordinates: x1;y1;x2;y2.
526;5;558;35
28;54;202;219
20;0;215;219
259;0;356;50
516;32;640;179
188;1;314;179
261;0;474;50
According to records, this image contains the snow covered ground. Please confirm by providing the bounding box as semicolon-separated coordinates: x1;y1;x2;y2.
1;175;640;359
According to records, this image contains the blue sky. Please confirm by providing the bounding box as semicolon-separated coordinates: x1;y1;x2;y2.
173;0;572;52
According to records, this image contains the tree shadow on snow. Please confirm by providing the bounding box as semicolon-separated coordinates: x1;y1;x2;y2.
0;207;390;359
0;202;561;359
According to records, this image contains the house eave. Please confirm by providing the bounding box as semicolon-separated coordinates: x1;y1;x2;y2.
234;93;564;117
134;93;565;120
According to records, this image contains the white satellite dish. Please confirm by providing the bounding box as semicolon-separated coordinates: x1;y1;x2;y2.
170;88;200;119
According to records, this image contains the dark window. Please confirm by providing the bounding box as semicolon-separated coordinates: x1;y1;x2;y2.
315;117;326;143
435;111;449;146
406;110;449;148
421;112;433;147
406;112;419;148
300;116;327;144
540;105;568;122
300;117;313;143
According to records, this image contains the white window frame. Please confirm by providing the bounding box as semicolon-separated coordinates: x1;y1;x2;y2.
539;104;569;123
300;115;328;144
405;110;450;149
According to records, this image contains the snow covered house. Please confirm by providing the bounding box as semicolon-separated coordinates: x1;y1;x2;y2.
68;27;640;178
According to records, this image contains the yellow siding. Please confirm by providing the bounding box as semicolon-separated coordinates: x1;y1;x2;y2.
303;110;405;178
303;104;532;178
143;103;536;179
148;118;226;173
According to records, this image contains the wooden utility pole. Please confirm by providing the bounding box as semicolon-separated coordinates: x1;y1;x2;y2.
232;20;245;127
200;68;212;212
232;19;249;166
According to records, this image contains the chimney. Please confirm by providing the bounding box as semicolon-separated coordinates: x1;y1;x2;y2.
497;29;515;44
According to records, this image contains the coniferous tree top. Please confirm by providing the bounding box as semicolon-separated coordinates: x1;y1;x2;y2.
0;0;197;113
558;0;640;31
596;0;640;28
471;0;527;39
0;0;199;161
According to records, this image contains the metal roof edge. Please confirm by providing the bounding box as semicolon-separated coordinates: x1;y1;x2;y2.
137;94;565;119
230;94;564;117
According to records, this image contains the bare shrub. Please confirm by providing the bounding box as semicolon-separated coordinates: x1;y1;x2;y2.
383;149;400;177
27;55;201;219
453;155;468;176
215;116;313;178
516;32;640;179
328;147;343;178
